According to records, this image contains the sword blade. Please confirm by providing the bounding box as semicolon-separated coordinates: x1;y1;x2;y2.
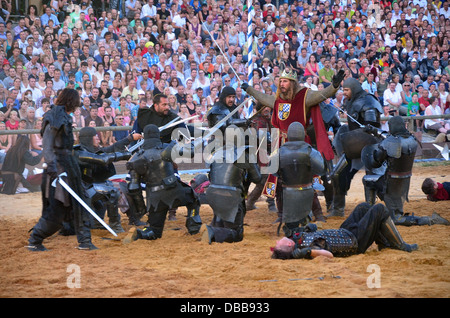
128;116;197;153
58;177;118;237
203;97;254;141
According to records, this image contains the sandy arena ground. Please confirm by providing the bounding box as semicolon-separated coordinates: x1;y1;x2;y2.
0;163;449;299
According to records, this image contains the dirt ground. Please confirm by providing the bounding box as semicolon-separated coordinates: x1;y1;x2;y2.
0;164;449;299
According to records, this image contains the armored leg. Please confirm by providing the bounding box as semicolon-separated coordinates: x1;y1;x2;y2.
380;216;418;252
202;201;245;244
394;212;450;226
246;175;267;210
186;201;202;235
364;184;377;206
75;208;98;250
124;189;147;226
266;197;277;212
328;193;345;217
168;208;177;221
312;192;326;222
106;203;125;233
27;218;62;251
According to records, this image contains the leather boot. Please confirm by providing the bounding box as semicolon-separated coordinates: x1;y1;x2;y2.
27;218;62;251
136;227;158;240
107;205;125;233
168;208;177;221
417;212;450;226
185;205;202;235
267;198;277;212
124;209;147;226
125;191;147;226
327;194;345;217
312;193;326;222
380;216;418;252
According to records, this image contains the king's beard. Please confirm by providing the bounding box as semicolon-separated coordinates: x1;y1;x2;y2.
275;80;299;101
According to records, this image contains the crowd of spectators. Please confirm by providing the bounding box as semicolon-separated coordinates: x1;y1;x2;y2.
0;0;449;166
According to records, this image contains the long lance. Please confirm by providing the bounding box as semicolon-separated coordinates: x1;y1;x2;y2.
53;173;118;237
201;22;242;84
127;115;198;152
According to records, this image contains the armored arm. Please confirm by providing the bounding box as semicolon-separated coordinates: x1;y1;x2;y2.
310;148;325;176
304;70;344;114
125;159;144;192
102;134;139;153
77;150;131;165
42;125;58;175
244;86;276;109
247;162;262;184
364;124;388;139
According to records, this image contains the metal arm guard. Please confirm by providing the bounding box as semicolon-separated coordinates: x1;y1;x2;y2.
127;169;142;192
77;150;116;166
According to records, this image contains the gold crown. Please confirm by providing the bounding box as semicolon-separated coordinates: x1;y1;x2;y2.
280;68;298;81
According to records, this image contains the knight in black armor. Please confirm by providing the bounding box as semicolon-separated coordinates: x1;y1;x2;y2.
135;93;189;221
328;78;383;217
272;203;418;259
74;127;142;233
123;124;203;242
27;88;96;251
362;116;449;227
276;122;325;237
206;86;249;133
201;125;262;244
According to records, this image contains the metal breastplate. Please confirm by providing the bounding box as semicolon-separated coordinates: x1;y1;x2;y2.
138;148;176;186
298;229;358;257
279;142;312;186
209;162;244;188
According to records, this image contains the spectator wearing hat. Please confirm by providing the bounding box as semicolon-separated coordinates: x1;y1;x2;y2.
391;51;406;79
259;58;273;78
405;58;421;79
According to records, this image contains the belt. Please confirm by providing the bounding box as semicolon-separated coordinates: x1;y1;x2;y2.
149;184;165;192
283;183;313;190
387;171;412;178
209;184;238;191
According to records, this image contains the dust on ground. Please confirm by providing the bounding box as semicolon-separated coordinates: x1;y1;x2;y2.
0;164;449;298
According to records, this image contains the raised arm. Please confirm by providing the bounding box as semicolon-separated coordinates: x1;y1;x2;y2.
242;85;276;109
304;69;345;114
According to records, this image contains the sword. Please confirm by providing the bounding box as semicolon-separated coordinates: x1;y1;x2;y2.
127;115;198;152
203;97;255;141
53;173;118;237
328;103;364;128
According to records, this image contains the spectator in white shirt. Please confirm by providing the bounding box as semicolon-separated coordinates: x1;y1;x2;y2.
383;81;404;116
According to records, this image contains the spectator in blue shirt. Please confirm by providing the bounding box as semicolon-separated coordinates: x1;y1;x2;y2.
75;61;92;86
40;7;59;27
